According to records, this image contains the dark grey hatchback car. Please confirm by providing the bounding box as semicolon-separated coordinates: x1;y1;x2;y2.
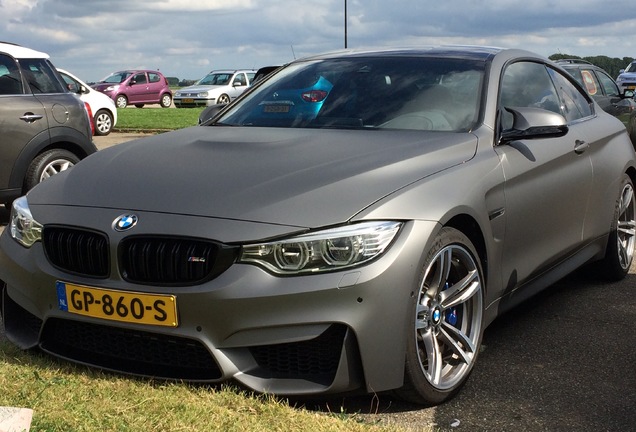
0;42;96;208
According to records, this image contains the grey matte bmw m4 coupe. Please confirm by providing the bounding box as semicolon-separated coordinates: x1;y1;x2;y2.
2;46;635;406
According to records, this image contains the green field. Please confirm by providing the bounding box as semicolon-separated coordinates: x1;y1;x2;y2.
115;106;206;132
0;339;402;431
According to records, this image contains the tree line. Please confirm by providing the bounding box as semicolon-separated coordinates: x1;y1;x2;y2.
549;53;634;78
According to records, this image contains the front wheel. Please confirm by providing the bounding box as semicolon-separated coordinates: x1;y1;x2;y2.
115;95;128;108
24;149;80;191
217;94;230;104
396;227;484;405
595;174;636;280
160;93;172;108
94;109;114;135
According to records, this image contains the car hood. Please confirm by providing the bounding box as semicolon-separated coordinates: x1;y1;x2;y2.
619;72;636;80
28;126;478;228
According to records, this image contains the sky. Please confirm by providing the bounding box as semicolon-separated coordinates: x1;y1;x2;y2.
1;0;635;83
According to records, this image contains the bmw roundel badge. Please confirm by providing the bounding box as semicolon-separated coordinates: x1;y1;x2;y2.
113;214;138;232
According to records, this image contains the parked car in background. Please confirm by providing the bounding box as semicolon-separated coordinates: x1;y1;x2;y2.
558;59;636;145
92;70;172;109
616;61;636;92
58;68;117;136
2;46;635;406
0;42;96;209
173;69;256;107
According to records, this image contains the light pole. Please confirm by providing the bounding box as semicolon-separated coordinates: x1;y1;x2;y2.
344;0;348;48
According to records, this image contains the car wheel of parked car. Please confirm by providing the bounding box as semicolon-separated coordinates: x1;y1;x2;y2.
94;109;113;136
595;174;636;281
396;227;484;405
160;93;172;108
25;149;80;191
217;94;230;104
116;95;128;109
134;104;145;108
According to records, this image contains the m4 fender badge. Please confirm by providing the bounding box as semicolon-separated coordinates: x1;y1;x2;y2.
113;214;139;232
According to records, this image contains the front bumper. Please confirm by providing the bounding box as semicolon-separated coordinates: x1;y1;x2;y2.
0;208;438;396
174;98;216;108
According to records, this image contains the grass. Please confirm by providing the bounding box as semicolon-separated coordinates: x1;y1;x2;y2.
114;106;206;132
0;339;402;432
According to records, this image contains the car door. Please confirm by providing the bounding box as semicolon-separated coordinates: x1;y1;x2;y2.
0;53;49;194
146;72;163;103
494;61;594;286
229;72;248;100
593;69;634;128
128;72;148;104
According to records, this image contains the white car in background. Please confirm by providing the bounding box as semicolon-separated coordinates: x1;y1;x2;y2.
173;69;256;107
58;68;118;136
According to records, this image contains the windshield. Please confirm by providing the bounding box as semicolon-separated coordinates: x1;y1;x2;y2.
216;56;484;131
102;71;132;83
197;73;232;86
625;62;636;74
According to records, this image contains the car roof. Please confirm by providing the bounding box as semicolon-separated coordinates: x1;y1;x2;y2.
0;41;49;59
296;45;506;62
206;69;257;74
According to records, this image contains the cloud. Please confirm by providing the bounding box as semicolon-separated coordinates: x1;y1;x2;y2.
1;0;634;82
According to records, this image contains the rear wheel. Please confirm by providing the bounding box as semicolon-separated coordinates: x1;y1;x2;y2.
25;149;80;191
596;174;636;280
396;227;484;405
94;109;114;135
160;93;172;108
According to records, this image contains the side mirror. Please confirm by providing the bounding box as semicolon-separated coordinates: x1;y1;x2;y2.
499;107;568;144
198;104;227;125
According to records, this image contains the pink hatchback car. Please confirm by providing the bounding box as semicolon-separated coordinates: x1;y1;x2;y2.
92;69;172;108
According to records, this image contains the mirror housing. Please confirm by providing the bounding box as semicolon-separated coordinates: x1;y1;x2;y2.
499;107;568;144
198;104;228;125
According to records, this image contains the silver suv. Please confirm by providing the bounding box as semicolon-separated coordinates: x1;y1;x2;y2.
0;42;96;208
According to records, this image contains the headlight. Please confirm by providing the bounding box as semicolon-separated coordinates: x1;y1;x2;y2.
617;76;624;82
175;91;182;97
105;85;119;91
239;221;402;275
198;91;209;98
9;196;42;247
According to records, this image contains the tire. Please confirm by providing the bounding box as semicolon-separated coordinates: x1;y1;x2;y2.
160;93;172;108
395;227;484;405
217;94;230;104
134;104;145;108
94;109;114;136
595;174;636;281
115;95;128;109
25;149;80;191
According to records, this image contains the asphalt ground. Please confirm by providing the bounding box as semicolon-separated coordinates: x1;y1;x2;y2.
1;132;635;431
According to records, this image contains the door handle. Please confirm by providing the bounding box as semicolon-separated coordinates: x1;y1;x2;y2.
574;140;589;154
20;113;44;123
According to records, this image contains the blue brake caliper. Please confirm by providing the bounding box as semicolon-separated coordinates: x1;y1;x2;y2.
443;282;458;326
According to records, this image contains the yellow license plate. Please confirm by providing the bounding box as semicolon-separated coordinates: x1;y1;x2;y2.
56;281;178;327
183;98;194;103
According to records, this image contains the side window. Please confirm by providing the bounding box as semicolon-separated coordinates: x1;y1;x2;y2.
0;53;23;95
233;73;246;86
500;61;561;129
148;72;160;83
596;71;620;97
547;68;593;122
133;73;147;84
60;73;80;93
17;58;63;94
580;69;600;96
